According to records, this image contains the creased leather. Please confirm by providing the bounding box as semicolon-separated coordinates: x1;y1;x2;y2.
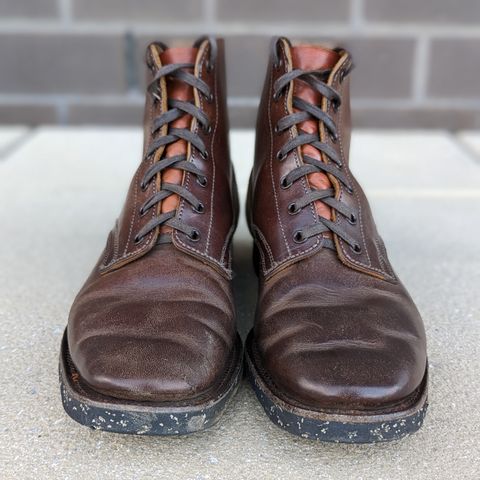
248;37;428;412
67;38;238;403
100;40;237;278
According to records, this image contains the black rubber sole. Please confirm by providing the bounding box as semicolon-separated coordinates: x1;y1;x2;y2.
245;332;428;443
59;331;243;436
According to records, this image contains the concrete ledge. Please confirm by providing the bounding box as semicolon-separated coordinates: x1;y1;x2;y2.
0;128;479;479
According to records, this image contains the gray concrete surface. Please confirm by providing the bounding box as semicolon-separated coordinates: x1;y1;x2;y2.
0;127;479;479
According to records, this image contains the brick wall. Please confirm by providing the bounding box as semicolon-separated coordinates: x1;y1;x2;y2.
1;0;480;129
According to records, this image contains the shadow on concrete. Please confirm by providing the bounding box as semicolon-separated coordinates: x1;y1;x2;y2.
232;238;257;340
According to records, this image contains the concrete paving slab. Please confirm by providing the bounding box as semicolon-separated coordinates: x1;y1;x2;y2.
457;131;480;164
350;130;480;192
0;128;479;479
0;126;29;159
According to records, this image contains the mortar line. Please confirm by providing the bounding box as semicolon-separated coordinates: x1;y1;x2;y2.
58;0;72;25
204;0;217;29
350;0;365;32
5;21;480;37
412;36;430;103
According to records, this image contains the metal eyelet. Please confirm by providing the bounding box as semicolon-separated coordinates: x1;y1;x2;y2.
332;99;341;113
206;61;214;73
293;230;307;244
139;205;150;217
348;213;357;225
140;181;149;191
280;176;292;189
272;91;281;102
205;92;214;103
273;58;283;70
200;150;209;160
288;202;300;215
203;124;212;134
276;150;287;161
329;131;338;143
193;202;205;214
352;243;362;254
134;234;144;245
346;185;354;194
188;229;201;241
197;175;208;187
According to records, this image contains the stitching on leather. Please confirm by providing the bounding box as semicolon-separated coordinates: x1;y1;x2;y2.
287;47;322;248
112;219;120;261
175;47;207;248
268;49;291;256
334;66;395;277
334;67;395;280
101;99;156;269
173;47;231;277
278;44;320;265
252;224;276;272
220;223;236;266
205;52;219;255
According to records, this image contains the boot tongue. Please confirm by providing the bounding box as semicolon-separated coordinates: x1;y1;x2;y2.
291;45;339;71
291;45;340;222
157;47;198;233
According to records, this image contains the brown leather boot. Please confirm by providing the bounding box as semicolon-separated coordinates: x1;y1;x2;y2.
59;36;242;435
245;37;428;443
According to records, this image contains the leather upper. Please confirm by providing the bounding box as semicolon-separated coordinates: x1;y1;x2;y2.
67;37;238;403
248;37;427;413
69;245;236;402
100;39;236;279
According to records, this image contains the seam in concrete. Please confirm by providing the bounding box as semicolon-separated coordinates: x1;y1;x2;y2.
0;129;34;161
367;188;480;198
451;133;480;166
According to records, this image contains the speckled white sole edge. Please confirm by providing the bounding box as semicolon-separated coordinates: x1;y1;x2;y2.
245;333;428;443
59;331;243;436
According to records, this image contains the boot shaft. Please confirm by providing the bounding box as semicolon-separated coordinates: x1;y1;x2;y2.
101;37;237;278
249;37;395;281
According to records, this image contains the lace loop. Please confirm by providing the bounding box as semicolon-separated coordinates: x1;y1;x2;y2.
272;50;357;250
134;38;217;244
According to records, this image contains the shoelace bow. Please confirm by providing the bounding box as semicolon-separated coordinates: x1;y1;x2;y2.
134;38;217;245
272;54;360;253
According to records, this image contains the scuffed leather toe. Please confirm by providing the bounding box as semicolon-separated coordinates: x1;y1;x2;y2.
255;249;427;412
68;245;236;402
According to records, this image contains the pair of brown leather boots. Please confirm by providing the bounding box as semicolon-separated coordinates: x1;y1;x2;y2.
59;36;428;443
